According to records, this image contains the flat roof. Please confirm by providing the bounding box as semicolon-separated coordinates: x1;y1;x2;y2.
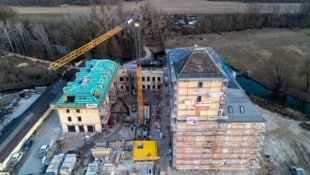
132;140;160;162
55;59;118;108
46;154;64;173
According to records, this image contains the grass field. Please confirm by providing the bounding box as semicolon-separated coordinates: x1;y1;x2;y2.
12;0;302;15
164;28;310;101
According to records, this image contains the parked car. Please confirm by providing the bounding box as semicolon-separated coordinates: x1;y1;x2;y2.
22;139;33;151
8;152;23;167
37;144;49;158
291;166;305;175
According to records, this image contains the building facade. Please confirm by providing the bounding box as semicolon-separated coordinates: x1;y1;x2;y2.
115;65;165;93
53;59;118;133
167;47;265;171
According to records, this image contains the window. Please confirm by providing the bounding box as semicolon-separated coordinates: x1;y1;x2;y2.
137;144;144;149
87;125;94;132
228;106;233;114
126;86;129;91
120;77;124;81
67;96;75;102
67;117;72;122
125;77;129;81
198;82;203;88
67;125;75;132
142;77;145;81
153;85;156;89
77;116;82;122
120;85;124;90
197;96;201;102
158;77;161;82
147;77;150;81
147;85;150;90
152;77;155;82
239;106;245;114
76;109;80;113
158;85;161;89
65;109;70;113
142;85;145;89
78;125;84;132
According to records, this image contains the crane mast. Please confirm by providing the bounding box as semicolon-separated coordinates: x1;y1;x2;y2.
134;21;144;125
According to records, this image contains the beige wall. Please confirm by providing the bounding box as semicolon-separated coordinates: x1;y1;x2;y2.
172;76;265;170
56;76;117;133
58;107;102;132
115;68;165;92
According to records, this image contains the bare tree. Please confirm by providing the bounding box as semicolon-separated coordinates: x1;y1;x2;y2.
300;0;310;15
299;59;310;92
0;20;15;54
0;5;15;22
15;22;27;55
245;3;263;28
32;24;52;58
267;49;294;95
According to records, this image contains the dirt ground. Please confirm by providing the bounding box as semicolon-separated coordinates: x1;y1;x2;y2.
12;0;301;15
258;107;310;175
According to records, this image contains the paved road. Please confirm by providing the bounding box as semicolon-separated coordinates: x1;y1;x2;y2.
125;46;154;65
17;111;61;175
0;79;66;170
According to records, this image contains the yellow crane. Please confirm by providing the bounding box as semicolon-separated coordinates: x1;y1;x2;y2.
48;15;144;125
48;15;139;70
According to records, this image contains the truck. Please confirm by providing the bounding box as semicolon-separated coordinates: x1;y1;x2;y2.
59;154;77;175
291;166;305;175
44;154;64;175
7;152;23;167
37;144;50;158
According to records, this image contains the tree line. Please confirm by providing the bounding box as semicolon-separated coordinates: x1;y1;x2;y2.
169;3;309;34
0;2;309;94
0;0;136;6
208;0;303;2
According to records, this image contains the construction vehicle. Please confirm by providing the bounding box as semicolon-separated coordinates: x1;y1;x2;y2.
48;14;145;125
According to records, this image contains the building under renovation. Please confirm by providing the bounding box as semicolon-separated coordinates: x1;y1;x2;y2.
53;59;118;132
115;64;165;93
166;47;265;170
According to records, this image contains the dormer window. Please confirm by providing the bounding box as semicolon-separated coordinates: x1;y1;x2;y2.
239;106;245;114
228;106;233;114
67;96;75;102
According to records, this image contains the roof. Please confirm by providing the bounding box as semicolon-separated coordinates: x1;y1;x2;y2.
220;88;265;123
60;154;76;169
166;46;265;123
46;154;64;173
55;59;118;108
166;47;225;80
86;163;98;175
132;140;160;162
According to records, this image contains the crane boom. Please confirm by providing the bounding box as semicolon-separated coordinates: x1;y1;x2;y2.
48;16;138;70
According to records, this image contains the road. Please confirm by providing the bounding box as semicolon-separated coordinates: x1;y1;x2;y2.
0;79;66;171
17;111;61;175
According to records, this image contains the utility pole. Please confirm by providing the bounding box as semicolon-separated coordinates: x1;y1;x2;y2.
134;21;141;66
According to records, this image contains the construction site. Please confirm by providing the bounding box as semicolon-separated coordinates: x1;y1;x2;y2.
0;10;267;175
